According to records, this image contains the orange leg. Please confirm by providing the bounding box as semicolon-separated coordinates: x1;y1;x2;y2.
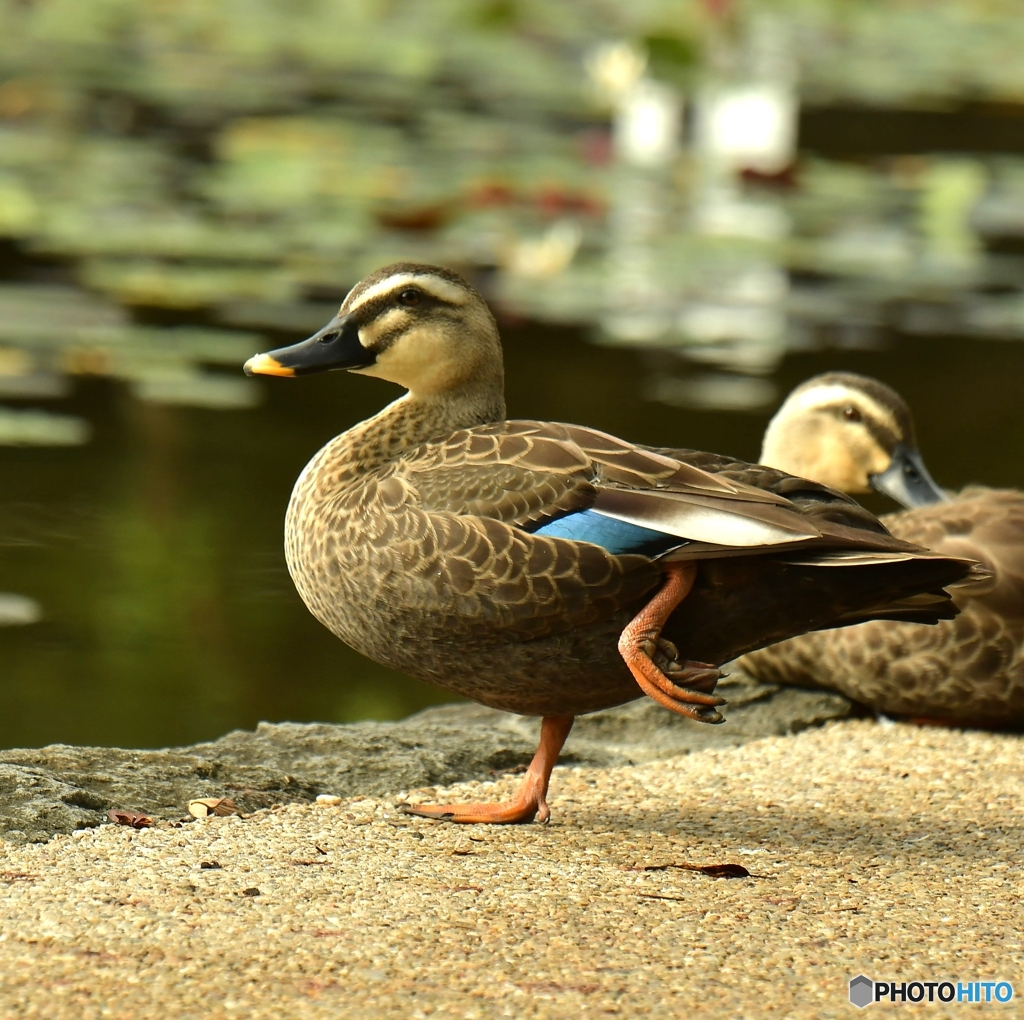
401;715;574;824
618;561;726;724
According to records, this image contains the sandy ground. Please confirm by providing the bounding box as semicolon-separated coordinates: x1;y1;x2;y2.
0;718;1021;1019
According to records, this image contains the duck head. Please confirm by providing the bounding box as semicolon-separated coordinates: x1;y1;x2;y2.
760;372;947;509
244;263;503;404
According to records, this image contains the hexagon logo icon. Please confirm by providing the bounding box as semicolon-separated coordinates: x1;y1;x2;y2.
849;975;874;1008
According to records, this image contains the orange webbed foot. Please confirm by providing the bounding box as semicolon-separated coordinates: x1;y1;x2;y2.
401;791;549;825
619;562;727;724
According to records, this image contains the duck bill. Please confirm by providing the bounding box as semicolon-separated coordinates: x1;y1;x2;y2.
869;443;947;509
243;314;375;377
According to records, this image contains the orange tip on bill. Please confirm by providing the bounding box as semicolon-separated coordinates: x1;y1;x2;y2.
243;353;295;377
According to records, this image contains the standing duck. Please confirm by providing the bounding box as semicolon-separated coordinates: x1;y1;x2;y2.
741;371;1024;727
244;266;974;823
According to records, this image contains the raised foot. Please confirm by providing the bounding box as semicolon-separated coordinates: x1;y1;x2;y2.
636;661;727;724
653;638;724;694
619;562;727;725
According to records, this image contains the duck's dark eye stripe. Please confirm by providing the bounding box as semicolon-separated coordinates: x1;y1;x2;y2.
346;282;467;321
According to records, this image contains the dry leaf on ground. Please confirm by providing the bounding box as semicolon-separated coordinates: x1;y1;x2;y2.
107;810;153;829
631;861;751;878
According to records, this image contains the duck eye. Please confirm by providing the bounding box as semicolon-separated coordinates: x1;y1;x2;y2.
398;288;421;307
842;406;862;422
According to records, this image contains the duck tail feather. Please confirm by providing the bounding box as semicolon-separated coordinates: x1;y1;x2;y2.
662;553;972;666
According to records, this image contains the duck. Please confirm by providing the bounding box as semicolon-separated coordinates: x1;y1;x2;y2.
739;371;1024;727
243;265;975;824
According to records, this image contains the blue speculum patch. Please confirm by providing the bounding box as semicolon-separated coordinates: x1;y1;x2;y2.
528;509;687;557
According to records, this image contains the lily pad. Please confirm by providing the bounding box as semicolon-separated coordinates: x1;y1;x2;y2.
0;407;89;446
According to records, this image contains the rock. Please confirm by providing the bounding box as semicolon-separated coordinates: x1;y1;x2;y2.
0;670;851;844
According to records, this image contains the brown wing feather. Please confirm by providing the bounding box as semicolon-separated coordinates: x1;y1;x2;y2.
390;421;595;526
339;420;978;662
394;421;924;559
644;443;892;534
395;419;909;548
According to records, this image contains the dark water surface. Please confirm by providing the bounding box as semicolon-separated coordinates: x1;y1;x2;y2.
4;3;1024;749
2;321;1023;750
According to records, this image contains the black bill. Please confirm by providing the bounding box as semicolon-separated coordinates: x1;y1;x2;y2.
243;314;375;377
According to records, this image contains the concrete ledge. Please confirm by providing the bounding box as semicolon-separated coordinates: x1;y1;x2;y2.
0;671;851;843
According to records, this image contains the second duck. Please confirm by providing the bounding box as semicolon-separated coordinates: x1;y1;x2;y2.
743;371;1024;727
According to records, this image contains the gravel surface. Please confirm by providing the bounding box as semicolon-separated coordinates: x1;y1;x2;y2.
0;719;1021;1019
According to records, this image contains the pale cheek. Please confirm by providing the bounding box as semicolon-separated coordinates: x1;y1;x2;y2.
762;419;830;482
367;332;464;394
406;355;460;395
812;435;872;493
766;424;869;492
360;309;408;345
813;431;892;493
865;443;891;477
761;413;893;495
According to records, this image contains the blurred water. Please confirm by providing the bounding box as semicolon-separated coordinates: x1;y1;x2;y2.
2;2;1024;748
2;324;1024;750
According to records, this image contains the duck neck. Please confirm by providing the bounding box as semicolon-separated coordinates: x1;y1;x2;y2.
306;381;506;496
